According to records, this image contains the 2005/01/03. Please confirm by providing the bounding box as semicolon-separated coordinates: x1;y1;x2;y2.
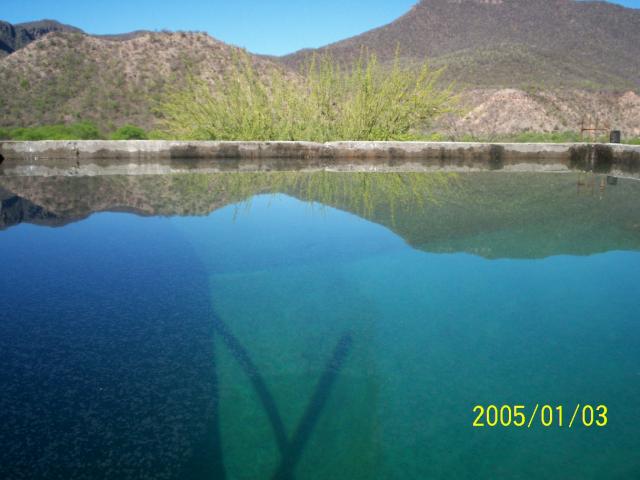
473;404;608;428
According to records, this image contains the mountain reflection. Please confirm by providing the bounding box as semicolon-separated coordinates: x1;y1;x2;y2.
1;172;639;258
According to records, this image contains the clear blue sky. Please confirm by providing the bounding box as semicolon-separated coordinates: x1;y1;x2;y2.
2;0;639;56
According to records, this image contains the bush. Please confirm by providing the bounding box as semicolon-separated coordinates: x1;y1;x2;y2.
110;125;148;140
148;129;171;140
7;122;102;140
67;122;102;139
159;51;457;141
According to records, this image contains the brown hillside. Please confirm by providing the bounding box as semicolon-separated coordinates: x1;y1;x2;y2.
0;30;285;130
436;88;640;137
282;0;640;91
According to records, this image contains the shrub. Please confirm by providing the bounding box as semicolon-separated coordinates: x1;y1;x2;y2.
66;122;102;139
110;125;148;140
147;129;170;140
159;51;457;141
6;122;102;140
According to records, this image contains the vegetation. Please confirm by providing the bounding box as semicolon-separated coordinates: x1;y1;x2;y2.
1;117;636;145
447;131;592;143
2;122;637;145
496;131;591;143
0;31;179;132
2;27;637;139
109;124;148;140
443;131;640;144
159;52;457;141
1;122;101;140
0;122;149;140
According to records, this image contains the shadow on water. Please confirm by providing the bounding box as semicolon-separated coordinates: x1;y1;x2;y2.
1;175;364;479
202;309;354;479
211;311;289;455
180;334;226;480
272;333;354;480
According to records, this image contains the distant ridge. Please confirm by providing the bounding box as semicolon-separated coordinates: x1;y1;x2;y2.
0;19;81;56
0;19;177;55
94;31;153;42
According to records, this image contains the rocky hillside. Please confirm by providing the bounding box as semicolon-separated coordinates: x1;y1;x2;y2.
438;89;640;137
1;1;639;136
283;0;640;91
0;30;283;130
281;0;640;136
0;20;81;56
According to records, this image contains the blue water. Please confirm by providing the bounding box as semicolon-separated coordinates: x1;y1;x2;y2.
0;173;639;479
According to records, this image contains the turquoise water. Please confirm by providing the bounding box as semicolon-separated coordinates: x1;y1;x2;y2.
0;172;639;479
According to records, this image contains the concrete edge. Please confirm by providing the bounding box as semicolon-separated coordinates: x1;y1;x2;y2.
1;140;639;176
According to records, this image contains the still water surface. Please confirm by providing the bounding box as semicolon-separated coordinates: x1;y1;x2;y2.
0;172;639;479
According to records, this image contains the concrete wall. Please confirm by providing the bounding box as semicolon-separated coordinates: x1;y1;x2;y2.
1;140;639;176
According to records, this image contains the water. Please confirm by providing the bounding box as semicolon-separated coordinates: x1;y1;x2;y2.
1;172;639;479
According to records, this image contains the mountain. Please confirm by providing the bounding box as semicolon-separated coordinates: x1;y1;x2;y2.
1;1;640;136
283;0;640;91
0;29;284;130
0;19;81;56
281;0;640;136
